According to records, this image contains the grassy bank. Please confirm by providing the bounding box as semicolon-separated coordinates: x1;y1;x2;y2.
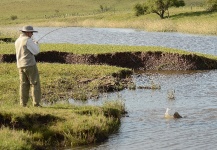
0;63;132;104
0;100;126;149
0;42;134;148
0;62;131;149
1;43;217;60
0;0;216;35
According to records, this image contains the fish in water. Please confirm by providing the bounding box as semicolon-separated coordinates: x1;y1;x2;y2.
173;112;182;118
164;108;182;119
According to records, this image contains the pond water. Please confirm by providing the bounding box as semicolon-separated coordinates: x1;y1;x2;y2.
34;27;217;55
35;27;217;150
71;70;217;150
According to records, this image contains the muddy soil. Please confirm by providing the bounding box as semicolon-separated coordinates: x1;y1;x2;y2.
1;50;217;70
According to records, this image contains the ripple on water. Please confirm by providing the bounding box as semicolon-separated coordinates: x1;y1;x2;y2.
35;27;217;55
34;27;217;150
76;70;217;150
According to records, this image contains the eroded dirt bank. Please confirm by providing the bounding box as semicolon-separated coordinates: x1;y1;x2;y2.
1;50;217;70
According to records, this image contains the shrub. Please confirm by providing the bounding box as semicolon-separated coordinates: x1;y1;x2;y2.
10;15;18;20
206;0;217;12
99;5;109;12
134;3;148;16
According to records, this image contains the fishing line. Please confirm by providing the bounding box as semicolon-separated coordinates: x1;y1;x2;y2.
35;26;138;63
36;26;68;42
36;26;102;42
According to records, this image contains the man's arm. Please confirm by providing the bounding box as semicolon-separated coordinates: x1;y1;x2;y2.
27;38;40;55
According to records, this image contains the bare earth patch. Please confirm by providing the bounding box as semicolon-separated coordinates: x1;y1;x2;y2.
1;50;217;70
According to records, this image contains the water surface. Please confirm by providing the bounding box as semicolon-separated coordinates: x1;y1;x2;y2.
70;70;217;150
34;27;217;55
35;27;217;150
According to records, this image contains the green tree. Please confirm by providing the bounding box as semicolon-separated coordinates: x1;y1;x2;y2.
135;0;185;19
206;0;217;12
134;4;148;16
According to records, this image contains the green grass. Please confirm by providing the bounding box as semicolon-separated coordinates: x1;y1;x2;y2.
1;43;217;60
0;62;130;148
0;63;132;104
0;100;125;149
184;0;205;6
0;127;32;150
0;0;144;24
0;0;205;21
0;0;216;35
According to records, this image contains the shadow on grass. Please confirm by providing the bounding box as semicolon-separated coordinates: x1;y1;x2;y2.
170;10;214;19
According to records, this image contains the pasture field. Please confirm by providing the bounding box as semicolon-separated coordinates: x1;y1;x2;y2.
0;0;216;35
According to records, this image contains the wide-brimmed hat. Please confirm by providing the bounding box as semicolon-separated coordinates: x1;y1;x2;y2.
20;26;38;32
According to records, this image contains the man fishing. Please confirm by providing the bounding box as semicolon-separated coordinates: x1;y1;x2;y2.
15;25;42;107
